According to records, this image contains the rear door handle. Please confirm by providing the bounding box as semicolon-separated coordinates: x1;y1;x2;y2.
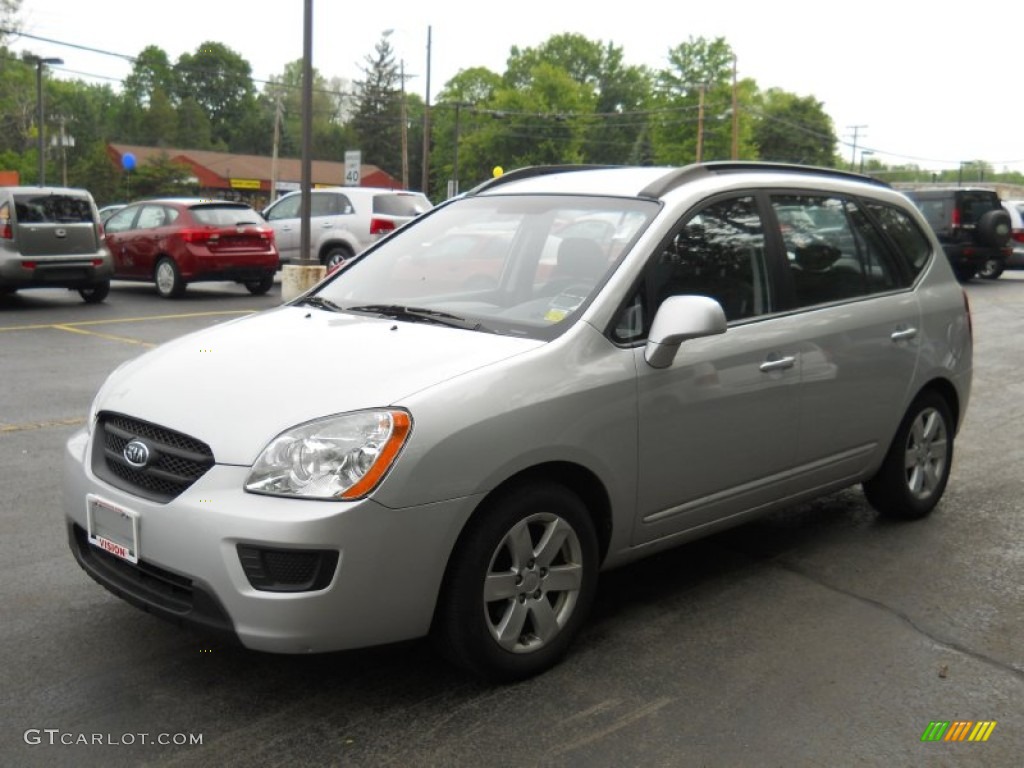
890;327;918;342
760;355;796;373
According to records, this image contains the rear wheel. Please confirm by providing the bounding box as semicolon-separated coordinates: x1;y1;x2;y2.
433;482;598;682
323;245;354;271
244;272;275;295
977;257;1004;280
863;391;954;520
78;280;110;304
155;257;186;298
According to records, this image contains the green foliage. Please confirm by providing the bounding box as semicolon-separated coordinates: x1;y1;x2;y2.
351;35;403;179
752;88;837;166
127;153;198;199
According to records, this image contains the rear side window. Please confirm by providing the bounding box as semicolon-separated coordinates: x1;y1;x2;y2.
190;205;260;227
373;194;430;216
13;193;93;224
772;195;902;307
864;202;932;279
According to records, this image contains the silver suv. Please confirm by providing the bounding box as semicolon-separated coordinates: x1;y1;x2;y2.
261;186;431;269
64;163;972;681
0;186;113;303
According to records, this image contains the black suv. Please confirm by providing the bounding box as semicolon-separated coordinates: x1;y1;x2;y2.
903;188;1012;280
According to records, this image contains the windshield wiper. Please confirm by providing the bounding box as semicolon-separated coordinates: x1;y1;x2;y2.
345;304;484;331
294;295;343;312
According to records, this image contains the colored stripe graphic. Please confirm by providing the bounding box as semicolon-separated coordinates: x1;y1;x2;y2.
921;720;997;742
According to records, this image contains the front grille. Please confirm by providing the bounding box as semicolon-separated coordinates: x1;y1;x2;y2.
237;545;339;592
92;412;214;502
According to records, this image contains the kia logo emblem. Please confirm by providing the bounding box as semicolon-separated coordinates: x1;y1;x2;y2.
123;439;151;468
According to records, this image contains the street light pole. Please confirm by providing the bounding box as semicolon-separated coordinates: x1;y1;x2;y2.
32;56;64;185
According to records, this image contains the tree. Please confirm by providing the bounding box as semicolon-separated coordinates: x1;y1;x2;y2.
174;42;258;147
752;89;838;166
351;35;403;178
123;46;176;109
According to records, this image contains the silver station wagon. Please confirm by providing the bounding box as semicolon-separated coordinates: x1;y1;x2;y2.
64;163;972;681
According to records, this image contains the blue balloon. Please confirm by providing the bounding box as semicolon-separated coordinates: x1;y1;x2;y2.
122;153;136;172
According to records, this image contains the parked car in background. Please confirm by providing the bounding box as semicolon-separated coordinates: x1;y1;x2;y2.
903;187;1012;280
262;187;431;269
98;203;127;225
103;199;279;298
65;163;973;681
0;186;113;303
1003;200;1024;269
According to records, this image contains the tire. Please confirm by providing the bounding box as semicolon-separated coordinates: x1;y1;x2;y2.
977;257;1004;280
154;257;186;298
244;272;275;295
78;280;110;304
863;391;954;520
322;245;354;271
433;482;599;682
975;209;1011;248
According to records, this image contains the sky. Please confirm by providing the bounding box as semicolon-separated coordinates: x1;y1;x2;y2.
8;0;1023;173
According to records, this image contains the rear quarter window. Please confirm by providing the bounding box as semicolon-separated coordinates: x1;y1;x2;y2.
864;202;932;279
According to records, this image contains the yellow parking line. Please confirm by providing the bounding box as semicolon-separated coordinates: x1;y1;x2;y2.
0;309;255;333
1;416;86;433
53;324;157;347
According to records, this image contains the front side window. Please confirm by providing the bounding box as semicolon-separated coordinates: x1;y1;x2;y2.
614;196;770;343
136;205;167;229
265;195;300;221
104;206;138;233
312;194;657;341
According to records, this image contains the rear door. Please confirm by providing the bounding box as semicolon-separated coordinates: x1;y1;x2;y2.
13;192;99;259
768;193;921;484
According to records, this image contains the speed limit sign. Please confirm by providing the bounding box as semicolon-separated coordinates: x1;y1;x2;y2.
344;150;361;186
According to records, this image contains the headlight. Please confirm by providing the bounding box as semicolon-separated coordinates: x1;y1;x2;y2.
245;410;411;500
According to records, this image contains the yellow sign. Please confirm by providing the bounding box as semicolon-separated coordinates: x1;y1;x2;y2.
230;178;261;190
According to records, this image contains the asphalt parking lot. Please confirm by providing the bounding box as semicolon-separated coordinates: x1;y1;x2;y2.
1;276;1022;767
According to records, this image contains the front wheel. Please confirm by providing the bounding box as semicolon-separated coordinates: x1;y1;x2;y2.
78;280;110;304
433;483;598;682
863;391;954;520
154;257;186;298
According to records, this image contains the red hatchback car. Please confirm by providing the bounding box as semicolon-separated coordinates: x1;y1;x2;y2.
104;199;279;298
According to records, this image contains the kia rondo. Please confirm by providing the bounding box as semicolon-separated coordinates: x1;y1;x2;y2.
64;163;972;681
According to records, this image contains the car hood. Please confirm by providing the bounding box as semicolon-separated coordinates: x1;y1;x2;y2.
92;305;542;465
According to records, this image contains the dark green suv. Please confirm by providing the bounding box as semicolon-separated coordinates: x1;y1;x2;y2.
903;188;1012;281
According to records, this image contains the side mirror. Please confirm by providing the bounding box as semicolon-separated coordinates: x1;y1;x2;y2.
644;295;727;369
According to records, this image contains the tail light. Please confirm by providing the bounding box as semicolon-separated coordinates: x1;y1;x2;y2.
369;218;395;236
22;261;36;270
1;222;11;240
1012;230;1024;243
951;206;961;229
181;230;220;244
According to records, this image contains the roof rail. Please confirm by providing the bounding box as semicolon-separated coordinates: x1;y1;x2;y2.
464;164;619;196
640;161;891;198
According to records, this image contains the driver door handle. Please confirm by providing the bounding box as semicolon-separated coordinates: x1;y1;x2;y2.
760;355;796;373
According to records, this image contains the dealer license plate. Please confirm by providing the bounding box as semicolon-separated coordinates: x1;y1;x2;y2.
86;495;139;564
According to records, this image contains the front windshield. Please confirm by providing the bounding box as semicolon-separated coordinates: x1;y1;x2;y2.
311;194;657;340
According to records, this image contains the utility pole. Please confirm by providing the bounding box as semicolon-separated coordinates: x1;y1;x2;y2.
270;92;283;204
696;84;706;164
731;55;739;160
400;60;409;189
421;25;432;195
846;125;868;171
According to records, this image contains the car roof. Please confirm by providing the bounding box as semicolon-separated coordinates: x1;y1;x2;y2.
465;163;890;201
126;198;252;207
1;185;94;197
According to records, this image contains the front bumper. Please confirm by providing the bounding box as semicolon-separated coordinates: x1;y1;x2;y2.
63;428;479;653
